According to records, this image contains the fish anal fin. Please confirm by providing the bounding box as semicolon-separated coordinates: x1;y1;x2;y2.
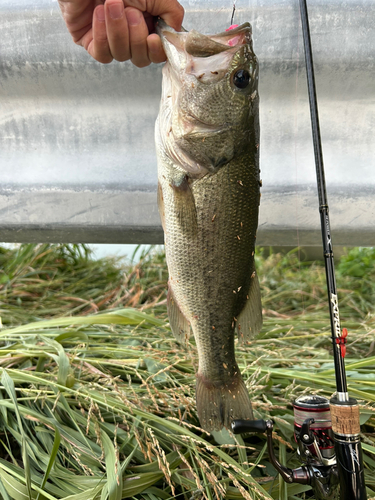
196;372;253;432
236;272;262;343
167;285;191;345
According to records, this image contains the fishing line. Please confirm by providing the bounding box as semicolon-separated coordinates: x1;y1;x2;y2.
293;9;306;314
230;0;237;25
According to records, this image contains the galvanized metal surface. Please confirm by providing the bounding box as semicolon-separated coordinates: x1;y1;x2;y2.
1;0;374;245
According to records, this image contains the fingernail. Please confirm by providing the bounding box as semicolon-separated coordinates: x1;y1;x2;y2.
108;2;123;20
126;9;142;26
96;5;105;22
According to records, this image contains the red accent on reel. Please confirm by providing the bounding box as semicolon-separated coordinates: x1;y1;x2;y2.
336;327;348;358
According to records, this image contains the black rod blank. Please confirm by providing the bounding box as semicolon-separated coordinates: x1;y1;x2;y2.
299;0;347;396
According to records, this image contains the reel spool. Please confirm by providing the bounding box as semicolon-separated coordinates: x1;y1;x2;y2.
293;395;335;464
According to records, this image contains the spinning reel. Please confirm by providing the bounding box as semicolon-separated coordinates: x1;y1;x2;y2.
233;393;365;499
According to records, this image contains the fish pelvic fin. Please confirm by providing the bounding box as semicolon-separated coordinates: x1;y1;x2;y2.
157;181;166;232
237;270;262;343
195;372;253;432
167;284;191;345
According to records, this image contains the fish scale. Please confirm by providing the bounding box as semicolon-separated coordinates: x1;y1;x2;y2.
156;20;262;432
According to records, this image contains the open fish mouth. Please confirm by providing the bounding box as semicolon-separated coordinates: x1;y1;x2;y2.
156;20;253;84
156;19;252;56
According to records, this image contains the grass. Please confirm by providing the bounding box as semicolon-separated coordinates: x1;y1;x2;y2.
0;243;374;500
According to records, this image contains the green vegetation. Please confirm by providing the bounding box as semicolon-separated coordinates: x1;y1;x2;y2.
0;244;374;499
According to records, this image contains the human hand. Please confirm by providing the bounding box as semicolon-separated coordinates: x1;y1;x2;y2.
58;0;184;66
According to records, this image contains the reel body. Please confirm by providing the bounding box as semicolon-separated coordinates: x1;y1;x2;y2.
293;395;339;499
294;395;335;464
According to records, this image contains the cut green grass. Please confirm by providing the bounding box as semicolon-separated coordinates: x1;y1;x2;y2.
0;244;374;499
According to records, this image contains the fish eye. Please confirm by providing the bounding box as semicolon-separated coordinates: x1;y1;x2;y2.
233;69;251;89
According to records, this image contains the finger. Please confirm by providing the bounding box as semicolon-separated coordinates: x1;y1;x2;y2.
120;0;184;31
125;8;151;68
58;0;96;43
104;0;131;61
89;5;113;63
147;33;166;64
150;0;184;31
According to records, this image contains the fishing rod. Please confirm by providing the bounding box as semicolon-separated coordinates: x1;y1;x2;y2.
232;1;368;499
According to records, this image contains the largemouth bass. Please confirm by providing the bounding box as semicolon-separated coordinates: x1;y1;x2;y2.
155;20;262;432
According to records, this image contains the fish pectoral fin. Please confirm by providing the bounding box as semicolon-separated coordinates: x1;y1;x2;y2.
236;271;263;343
170;174;198;236
196;373;253;432
167;284;191;345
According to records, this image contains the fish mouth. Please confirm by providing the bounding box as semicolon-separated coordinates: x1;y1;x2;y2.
156;19;252;57
186;23;253;57
156;20;252;74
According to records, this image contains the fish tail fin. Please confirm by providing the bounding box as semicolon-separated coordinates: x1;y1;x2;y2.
196;373;253;432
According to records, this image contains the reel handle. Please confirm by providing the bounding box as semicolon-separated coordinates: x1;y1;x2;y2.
231;419;268;434
231;419;310;485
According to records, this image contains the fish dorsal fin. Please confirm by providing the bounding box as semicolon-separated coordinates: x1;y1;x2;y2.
167;284;191;345
236;271;262;342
